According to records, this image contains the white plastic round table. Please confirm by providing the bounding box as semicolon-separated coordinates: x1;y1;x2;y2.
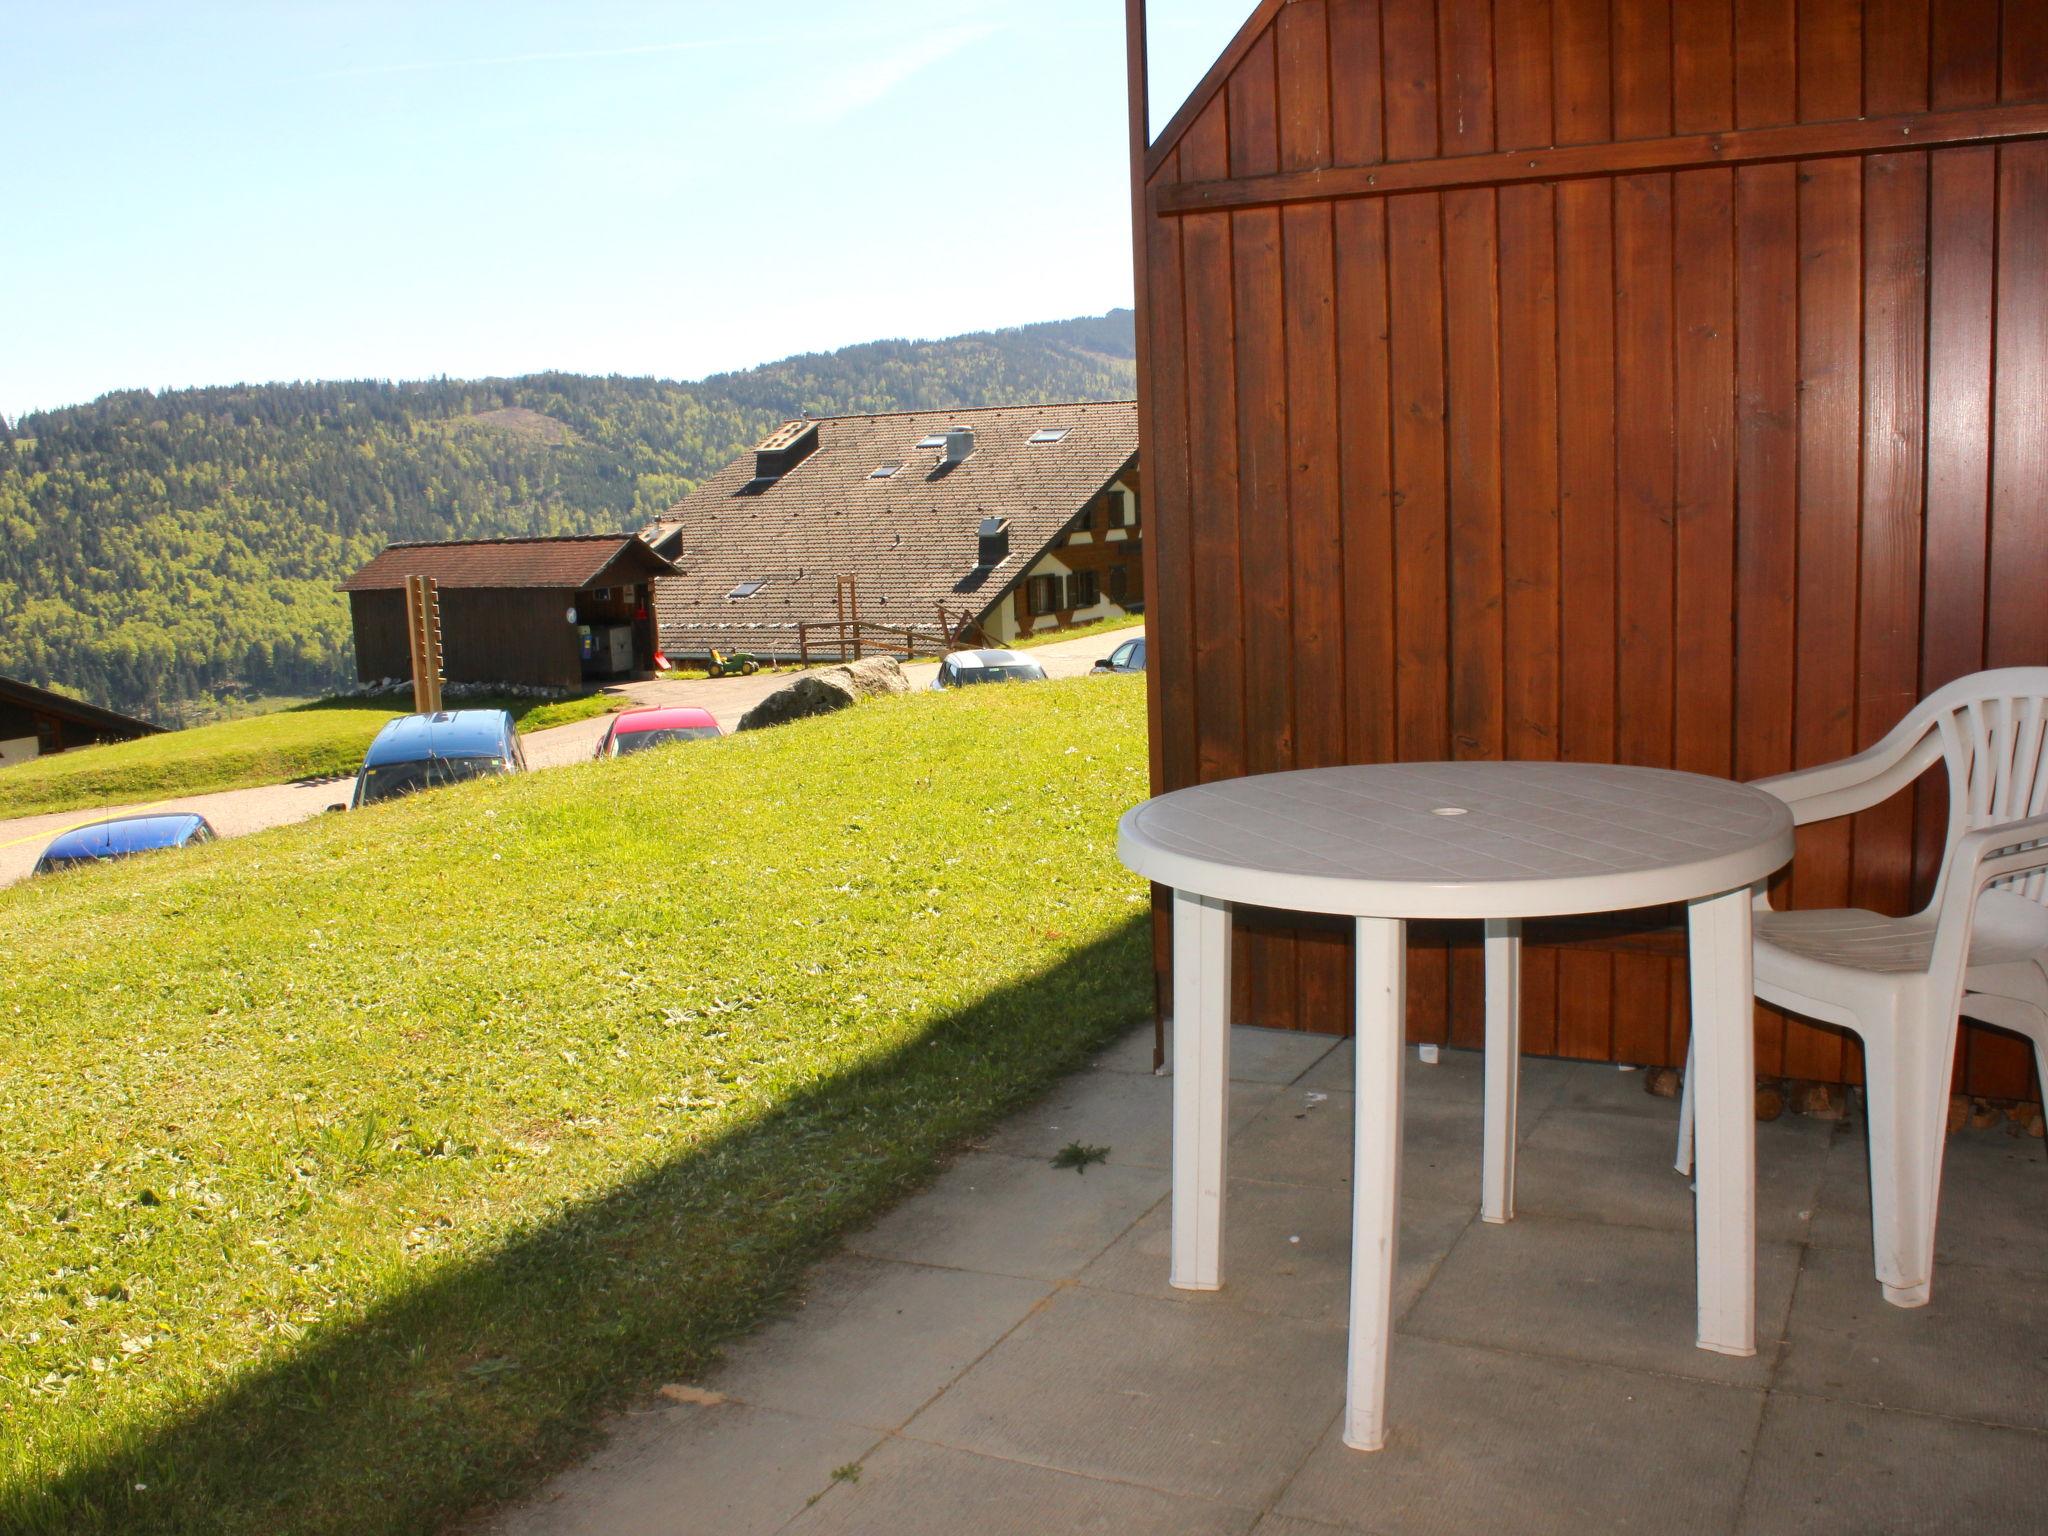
1116;762;1794;1452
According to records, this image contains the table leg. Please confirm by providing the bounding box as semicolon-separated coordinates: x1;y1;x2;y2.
1171;889;1231;1291
1481;917;1521;1224
1345;915;1406;1451
1688;888;1756;1357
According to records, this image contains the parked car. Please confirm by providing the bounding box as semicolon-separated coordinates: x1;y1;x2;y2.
34;812;217;875
1091;636;1146;675
931;649;1050;690
594;705;722;758
337;710;525;810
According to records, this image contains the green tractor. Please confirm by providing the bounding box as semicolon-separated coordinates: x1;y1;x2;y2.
706;648;762;678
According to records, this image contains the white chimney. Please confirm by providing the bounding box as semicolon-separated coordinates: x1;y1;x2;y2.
942;425;975;465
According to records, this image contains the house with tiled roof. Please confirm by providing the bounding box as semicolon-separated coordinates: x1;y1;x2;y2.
339;533;677;692
642;401;1140;662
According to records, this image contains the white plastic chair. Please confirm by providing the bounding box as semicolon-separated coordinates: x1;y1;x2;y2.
1676;668;2048;1307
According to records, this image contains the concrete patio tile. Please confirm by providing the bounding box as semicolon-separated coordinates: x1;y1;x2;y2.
1775;1243;2048;1430
982;1066;1281;1169
1401;1213;1801;1388
1808;1121;2048;1277
903;1285;1347;1507
1077;1176;1472;1324
709;1255;1051;1430
1737;1394;2048;1535
1511;1103;1833;1245
1272;1335;1766;1536
1227;1085;1513;1209
1250;1517;1376;1536
1553;1059;1687;1119
1298;1041;1573;1116
1092;1021;1165;1075
845;1151;1166;1281
490;1400;877;1536
1218;1024;1345;1084
784;1437;1260;1535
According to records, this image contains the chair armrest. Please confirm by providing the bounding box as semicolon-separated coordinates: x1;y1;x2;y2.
1749;727;1945;827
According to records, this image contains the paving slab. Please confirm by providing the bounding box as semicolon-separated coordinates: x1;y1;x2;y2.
1092;1020;1165;1075
1078;1176;1471;1325
904;1285;1347;1507
1227;1085;1529;1209
785;1437;1260;1535
1737;1393;2048;1536
1250;1517;1376;1536
1511;1103;1833;1245
709;1255;1051;1430
489;1400;877;1536
1808;1120;2048;1277
1775;1243;2048;1430
1402;1213;1801;1388
1273;1336;1767;1536
845;1150;1166;1281
1153;1023;1344;1084
1297;1041;1575;1109
982;1065;1280;1169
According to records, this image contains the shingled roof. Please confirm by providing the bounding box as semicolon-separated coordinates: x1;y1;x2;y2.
339;534;675;593
645;401;1137;655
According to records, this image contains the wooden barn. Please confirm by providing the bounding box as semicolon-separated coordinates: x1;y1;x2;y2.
1127;0;2048;1101
340;535;677;693
0;675;161;766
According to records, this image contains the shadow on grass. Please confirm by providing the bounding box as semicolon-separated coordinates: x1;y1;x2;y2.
11;916;1152;1536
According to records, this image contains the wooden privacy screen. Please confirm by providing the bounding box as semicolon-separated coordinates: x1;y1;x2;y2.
1129;0;2048;1099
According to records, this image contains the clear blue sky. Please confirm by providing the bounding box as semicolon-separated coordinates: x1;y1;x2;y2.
0;1;1249;421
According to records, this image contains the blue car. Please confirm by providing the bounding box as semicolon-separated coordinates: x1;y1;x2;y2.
35;812;217;875
340;710;526;809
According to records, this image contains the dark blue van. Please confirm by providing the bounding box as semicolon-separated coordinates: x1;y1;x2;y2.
341;710;525;809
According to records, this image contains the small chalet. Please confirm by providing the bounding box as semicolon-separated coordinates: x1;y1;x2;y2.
0;675;162;766
339;534;678;693
642;401;1140;661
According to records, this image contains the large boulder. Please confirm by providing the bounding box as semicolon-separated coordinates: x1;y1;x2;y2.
736;656;909;731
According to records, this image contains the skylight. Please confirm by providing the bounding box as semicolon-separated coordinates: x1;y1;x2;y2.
870;460;904;479
915;433;948;449
727;579;765;599
1028;427;1071;444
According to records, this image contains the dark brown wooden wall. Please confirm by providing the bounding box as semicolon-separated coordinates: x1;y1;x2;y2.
1135;0;2048;1098
350;589;583;692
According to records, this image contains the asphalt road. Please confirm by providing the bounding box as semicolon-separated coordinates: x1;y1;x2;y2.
0;630;1140;888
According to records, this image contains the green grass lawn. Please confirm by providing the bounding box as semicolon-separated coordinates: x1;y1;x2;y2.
0;678;1153;1534
1010;612;1145;650
0;694;619;821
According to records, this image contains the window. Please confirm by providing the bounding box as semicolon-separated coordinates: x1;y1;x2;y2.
1105;489;1134;526
869;460;903;479
915;433;948;449
1108;564;1129;604
1028;427;1070;444
1025;573;1064;614
727;579;765;599
1067;570;1099;609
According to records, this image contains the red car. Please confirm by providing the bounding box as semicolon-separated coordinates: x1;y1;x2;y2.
594;705;723;758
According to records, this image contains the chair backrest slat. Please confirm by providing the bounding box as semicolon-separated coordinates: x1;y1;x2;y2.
1926;672;2048;909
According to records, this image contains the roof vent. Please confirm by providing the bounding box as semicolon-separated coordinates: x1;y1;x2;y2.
941;425;975;466
977;516;1010;567
753;420;820;482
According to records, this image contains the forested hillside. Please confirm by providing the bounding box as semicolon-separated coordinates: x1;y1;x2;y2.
0;311;1135;721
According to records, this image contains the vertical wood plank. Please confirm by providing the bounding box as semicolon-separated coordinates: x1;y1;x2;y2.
1498;175;1562;1051
1733;162;1800;1077
1555;173;1618;1060
1735;0;1798;128
1336;202;1396;770
1144;152;1198;803
1328;0;1387;168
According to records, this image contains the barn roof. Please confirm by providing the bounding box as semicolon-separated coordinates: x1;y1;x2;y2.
641;400;1138;655
0;675;163;738
339;534;676;593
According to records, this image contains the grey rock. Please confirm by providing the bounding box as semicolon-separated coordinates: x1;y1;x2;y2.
736;657;908;731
